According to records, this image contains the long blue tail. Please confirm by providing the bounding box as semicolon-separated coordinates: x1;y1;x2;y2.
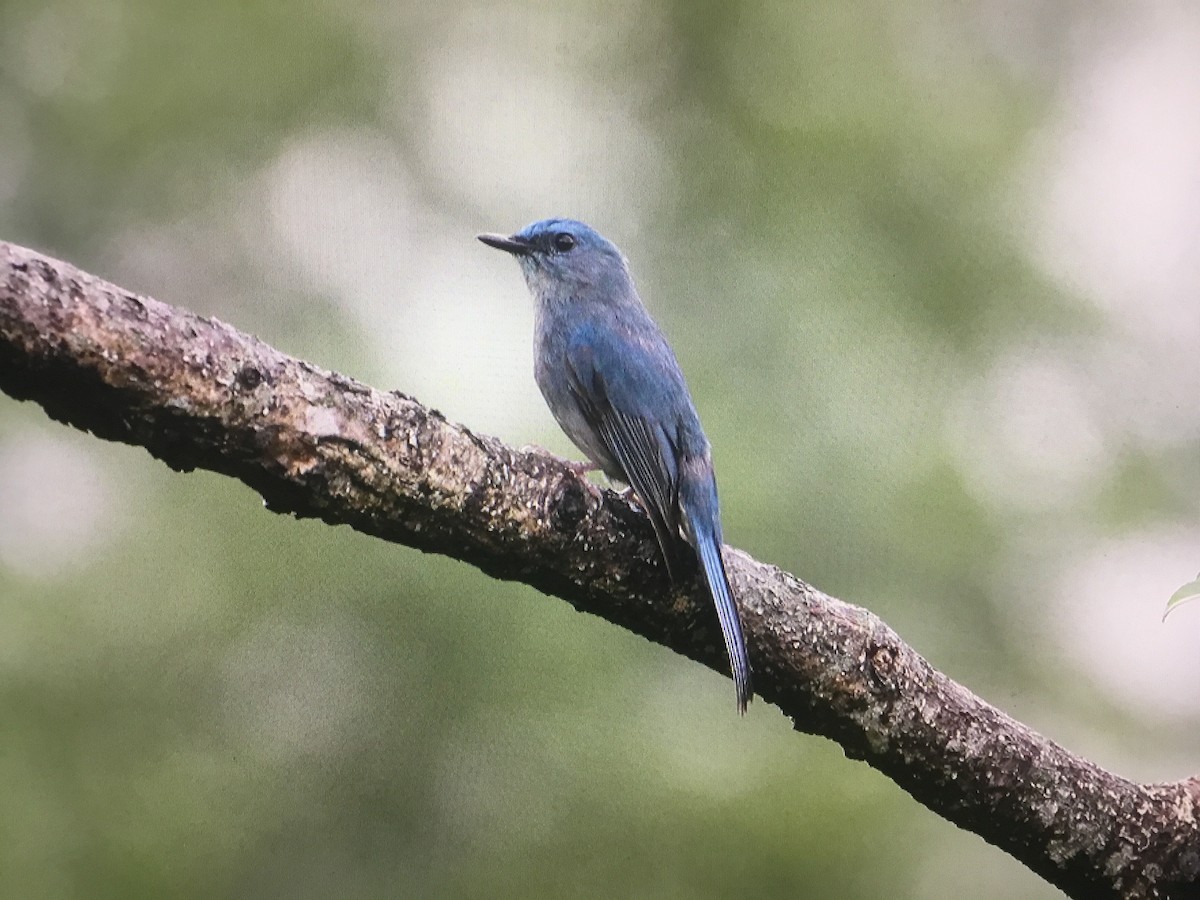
694;529;752;713
680;461;752;713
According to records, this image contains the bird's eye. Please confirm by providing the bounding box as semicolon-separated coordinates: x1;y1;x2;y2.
553;232;576;252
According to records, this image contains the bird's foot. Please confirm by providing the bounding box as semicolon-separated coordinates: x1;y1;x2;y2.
565;459;602;477
519;444;597;473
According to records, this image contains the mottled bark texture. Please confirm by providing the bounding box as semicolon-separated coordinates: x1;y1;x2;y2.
1;240;1197;898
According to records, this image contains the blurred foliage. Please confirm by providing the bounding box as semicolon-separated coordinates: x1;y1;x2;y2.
1;1;1197;898
1164;577;1200;620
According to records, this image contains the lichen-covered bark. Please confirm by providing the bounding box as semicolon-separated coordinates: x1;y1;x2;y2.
1;239;1196;898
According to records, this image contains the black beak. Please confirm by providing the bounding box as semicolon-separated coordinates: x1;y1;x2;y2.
477;232;533;256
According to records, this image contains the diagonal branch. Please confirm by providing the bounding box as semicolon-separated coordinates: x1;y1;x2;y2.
0;240;1196;898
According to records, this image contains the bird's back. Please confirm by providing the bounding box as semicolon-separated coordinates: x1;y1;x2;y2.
535;292;709;471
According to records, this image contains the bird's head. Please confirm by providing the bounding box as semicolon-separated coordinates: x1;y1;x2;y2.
478;218;631;302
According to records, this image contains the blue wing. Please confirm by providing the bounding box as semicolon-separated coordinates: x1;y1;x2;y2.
564;324;688;579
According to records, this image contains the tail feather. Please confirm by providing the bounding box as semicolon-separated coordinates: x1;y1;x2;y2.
694;531;753;713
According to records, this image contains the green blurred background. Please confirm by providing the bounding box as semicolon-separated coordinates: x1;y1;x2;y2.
1;1;1198;897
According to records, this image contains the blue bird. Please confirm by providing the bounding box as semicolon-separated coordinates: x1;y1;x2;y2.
478;218;752;712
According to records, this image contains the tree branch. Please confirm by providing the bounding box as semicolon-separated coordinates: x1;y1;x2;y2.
1;240;1196;898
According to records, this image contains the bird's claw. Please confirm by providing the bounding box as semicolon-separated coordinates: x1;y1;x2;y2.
565;459;602;477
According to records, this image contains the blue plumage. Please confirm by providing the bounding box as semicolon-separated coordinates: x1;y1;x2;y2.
479;218;753;713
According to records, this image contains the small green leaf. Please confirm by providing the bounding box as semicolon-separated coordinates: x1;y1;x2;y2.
1163;576;1200;621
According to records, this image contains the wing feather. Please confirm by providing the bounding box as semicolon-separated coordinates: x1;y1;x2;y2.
565;341;683;578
